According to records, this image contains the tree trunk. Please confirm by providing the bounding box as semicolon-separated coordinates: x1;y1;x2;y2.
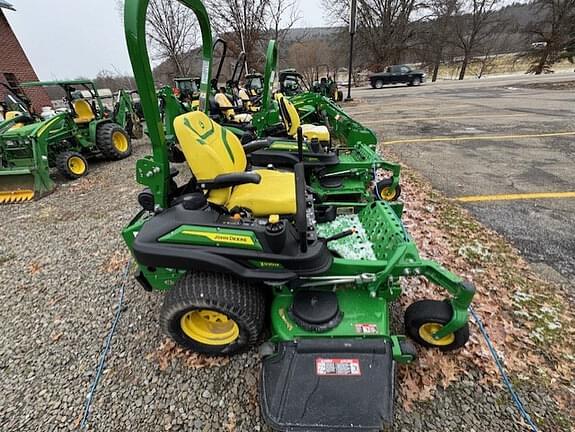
534;49;550;75
432;54;441;82
458;54;469;80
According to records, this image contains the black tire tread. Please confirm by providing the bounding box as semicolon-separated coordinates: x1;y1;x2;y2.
404;299;470;352
96;123;132;160
55;151;87;180
160;271;267;355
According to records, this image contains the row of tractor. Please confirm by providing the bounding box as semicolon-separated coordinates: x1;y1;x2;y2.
121;1;475;431
0;80;142;203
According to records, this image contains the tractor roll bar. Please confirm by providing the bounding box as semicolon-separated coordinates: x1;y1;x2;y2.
124;0;213;208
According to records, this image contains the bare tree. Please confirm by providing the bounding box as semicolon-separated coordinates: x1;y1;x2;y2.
425;0;461;81
452;0;501;80
266;0;302;44
146;0;200;77
523;0;575;74
287;40;332;83
323;0;424;69
206;0;270;69
94;69;136;92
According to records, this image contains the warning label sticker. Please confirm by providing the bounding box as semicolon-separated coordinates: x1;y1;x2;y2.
316;358;361;376
355;323;378;334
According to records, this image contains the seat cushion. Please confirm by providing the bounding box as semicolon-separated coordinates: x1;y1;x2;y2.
72;99;95;124
226;169;296;216
301;124;330;143
233;113;252;123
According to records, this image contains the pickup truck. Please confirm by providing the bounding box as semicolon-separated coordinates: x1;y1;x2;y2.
369;65;426;89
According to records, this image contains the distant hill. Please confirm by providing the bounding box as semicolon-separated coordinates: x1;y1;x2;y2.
153;2;537;83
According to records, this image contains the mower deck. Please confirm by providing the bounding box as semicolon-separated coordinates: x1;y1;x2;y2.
261;338;394;432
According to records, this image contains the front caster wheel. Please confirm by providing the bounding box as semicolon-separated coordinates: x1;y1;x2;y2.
404;300;470;351
160;271;266;356
375;178;401;201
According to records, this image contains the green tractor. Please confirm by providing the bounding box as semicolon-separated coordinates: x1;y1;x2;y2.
0;80;132;203
123;0;475;431
279;68;308;96
157;34;402;204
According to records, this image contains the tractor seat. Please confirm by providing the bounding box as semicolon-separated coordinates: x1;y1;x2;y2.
173;111;295;216
276;93;329;143
5;111;24;129
214;93;252;123
72;99;96;124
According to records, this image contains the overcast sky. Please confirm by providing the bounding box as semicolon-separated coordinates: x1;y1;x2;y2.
5;0;328;80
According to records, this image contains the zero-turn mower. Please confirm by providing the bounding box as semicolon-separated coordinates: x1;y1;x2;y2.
124;1;475;431
0;80;132;203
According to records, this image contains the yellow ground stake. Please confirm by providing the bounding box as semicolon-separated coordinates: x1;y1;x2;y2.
385;131;575;145
456;191;575;203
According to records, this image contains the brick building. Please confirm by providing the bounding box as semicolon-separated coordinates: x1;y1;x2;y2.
0;0;51;113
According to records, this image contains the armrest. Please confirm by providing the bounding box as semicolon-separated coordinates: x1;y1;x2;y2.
199;172;261;189
243;139;271;153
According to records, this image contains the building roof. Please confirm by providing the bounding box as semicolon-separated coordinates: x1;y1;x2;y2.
0;1;16;11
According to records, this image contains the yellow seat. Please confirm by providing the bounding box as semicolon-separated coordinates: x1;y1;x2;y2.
5;111;22;120
275;93;330;143
72;99;95;124
238;88;259;112
214;93;252;123
173;111;296;216
5;111;24;129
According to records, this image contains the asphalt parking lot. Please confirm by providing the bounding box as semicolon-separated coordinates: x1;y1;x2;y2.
347;72;575;287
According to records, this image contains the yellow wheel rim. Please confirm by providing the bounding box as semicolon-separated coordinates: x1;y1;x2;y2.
67;156;86;175
180;309;239;346
418;323;455;346
379;186;396;201
112;131;128;152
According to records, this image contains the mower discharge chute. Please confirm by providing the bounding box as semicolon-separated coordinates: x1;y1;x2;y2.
124;0;475;431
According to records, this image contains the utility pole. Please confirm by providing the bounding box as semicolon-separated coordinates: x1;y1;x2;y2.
345;0;358;101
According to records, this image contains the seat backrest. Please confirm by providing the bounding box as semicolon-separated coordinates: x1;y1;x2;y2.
173;111;247;206
72;99;95;123
5;111;22;120
275;93;301;137
238;88;250;102
214;93;236;119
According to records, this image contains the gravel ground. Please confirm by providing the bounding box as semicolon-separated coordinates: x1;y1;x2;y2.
0;137;570;431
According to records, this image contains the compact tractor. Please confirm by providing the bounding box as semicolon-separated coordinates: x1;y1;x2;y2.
123;0;475;431
0;80;132;203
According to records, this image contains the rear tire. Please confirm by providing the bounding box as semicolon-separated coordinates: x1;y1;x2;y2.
374;80;384;89
96;123;132;160
160;271;267;356
409;77;421;87
404;300;470;352
55;151;88;179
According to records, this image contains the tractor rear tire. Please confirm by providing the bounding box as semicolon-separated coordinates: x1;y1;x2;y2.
55;151;88;180
96;123;132;160
160;271;267;356
404;300;470;352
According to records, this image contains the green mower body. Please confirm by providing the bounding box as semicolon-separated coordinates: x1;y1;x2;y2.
123;0;475;430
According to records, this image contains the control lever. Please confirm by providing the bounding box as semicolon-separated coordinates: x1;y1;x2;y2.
297;126;304;162
325;228;356;243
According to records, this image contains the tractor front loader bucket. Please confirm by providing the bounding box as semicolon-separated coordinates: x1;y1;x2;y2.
0;120;55;203
0;166;54;203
